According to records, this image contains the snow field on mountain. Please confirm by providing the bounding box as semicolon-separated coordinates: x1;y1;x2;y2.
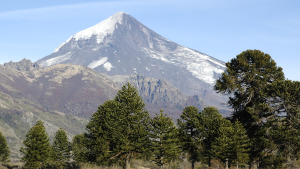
40;52;72;67
54;12;125;53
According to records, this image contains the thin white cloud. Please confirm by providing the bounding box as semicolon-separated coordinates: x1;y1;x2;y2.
0;0;162;20
0;0;221;20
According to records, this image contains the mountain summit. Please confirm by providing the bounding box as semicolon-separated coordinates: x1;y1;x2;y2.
37;12;229;110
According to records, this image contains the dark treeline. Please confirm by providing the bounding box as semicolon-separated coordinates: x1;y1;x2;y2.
1;49;300;169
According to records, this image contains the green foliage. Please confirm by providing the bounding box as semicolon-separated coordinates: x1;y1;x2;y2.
229;120;251;168
72;134;87;163
0;132;10;163
149;110;181;168
214;49;285;164
51;128;72;168
177;106;201;169
85;82;151;169
262;80;300;166
20;120;51;169
85;100;123;166
197;107;231;167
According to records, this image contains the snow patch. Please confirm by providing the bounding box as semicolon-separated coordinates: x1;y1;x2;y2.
141;45;225;85
54;12;125;52
40;52;72;67
88;57;108;69
146;67;150;71
103;62;113;71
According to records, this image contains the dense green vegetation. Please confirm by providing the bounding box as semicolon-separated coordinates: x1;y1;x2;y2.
1;49;300;169
0;131;10;163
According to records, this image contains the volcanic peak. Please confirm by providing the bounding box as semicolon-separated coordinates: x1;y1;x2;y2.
54;12;126;53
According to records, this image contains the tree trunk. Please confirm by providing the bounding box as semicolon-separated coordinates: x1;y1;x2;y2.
192;159;195;169
126;153;130;169
236;160;238;169
225;158;228;169
191;149;195;169
209;153;211;167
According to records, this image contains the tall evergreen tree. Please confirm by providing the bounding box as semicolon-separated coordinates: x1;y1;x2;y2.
149;110;181;169
263;80;300;165
85;82;150;169
85;100;125;166
113;82;151;169
197;107;231;167
51;128;72;168
214;49;285;165
72;134;87;163
177;106;201;169
229;120;251;169
0;131;10;163
20;120;51;169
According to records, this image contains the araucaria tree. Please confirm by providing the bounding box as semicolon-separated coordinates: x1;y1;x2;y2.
85;100;125;166
0;131;10;163
85;82;150;169
72;134;87;163
214;49;285;165
177;106;201;169
263;80;300;165
198;107;232;167
20;120;51;169
229;120;251;169
51;128;72;168
149;110;181;169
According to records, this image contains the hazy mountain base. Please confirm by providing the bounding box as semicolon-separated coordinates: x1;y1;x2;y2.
0;89;88;161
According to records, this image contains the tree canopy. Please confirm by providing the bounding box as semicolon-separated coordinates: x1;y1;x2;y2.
20;120;51;169
0;131;10;163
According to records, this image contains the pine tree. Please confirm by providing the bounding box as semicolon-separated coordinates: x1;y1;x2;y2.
85;82;151;169
0;132;10;163
149;110;181;169
20;120;51;169
214;50;285;165
213;122;233;169
72;134;87;163
177;106;201;169
198;107;231;167
51;128;72;168
229;120;251;169
113;82;151;169
85;100;125;166
263;80;300;165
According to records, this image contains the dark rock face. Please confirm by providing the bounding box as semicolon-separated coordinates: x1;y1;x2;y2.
37;12;230;111
4;58;42;72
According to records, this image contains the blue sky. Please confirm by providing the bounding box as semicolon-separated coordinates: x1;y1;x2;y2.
0;0;299;81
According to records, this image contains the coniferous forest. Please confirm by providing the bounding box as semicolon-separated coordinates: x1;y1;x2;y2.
1;49;300;169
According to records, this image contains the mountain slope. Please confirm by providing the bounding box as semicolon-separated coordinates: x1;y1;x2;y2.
37;12;229;110
1;60;209;118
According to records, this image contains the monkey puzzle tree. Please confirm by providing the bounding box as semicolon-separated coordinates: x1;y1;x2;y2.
20;120;51;169
198;107;232;167
149;110;181;169
214;49;285;165
51;128;72;168
72;134;87;163
0;131;10;163
85;82;150;169
262;80;300;166
177;106;201;169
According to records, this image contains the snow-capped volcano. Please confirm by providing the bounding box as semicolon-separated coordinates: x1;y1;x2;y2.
37;12;229;109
